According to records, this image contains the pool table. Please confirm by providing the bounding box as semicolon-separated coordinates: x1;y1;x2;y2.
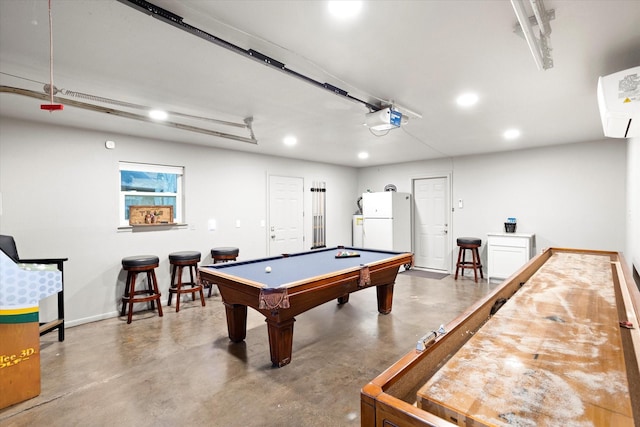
198;246;413;367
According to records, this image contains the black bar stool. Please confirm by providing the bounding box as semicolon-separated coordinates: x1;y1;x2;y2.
167;251;205;312
454;238;484;283
211;247;239;263
206;247;239;297
121;255;163;324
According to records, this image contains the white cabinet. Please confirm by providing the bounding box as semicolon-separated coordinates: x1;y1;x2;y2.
487;233;535;281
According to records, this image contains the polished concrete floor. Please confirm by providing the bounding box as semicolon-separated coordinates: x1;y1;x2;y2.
1;272;497;427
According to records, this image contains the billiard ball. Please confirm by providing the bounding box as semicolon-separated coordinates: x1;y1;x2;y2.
265;266;272;273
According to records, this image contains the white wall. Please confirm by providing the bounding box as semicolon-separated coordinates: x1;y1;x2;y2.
358;139;628;267
0;119;358;326
1;116;633;327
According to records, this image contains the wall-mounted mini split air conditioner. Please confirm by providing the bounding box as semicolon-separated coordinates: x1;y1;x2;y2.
597;66;640;138
365;107;407;131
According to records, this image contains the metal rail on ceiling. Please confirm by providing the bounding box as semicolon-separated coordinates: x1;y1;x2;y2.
117;0;381;112
1;85;258;144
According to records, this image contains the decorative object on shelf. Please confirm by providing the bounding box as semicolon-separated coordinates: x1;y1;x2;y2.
504;217;517;233
128;205;174;226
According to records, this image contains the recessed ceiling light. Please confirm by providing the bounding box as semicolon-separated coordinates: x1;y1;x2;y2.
149;110;168;120
358;152;369;159
283;136;297;146
503;129;521;140
328;1;363;19
456;93;479;107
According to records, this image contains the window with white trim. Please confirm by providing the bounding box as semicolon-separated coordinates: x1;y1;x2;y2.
119;162;184;227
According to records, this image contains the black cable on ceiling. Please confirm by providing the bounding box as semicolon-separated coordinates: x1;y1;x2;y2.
117;0;381;112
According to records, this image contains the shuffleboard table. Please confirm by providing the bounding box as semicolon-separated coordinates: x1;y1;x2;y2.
361;248;640;427
198;246;413;367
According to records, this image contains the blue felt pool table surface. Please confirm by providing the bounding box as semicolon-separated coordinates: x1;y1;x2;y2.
201;246;407;288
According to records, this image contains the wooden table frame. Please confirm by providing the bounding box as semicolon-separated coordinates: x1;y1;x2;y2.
199;248;413;367
361;248;640;426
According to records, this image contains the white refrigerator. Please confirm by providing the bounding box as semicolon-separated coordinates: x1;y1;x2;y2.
352;214;364;247
362;192;411;252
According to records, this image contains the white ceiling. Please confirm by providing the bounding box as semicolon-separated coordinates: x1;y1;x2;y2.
1;0;639;167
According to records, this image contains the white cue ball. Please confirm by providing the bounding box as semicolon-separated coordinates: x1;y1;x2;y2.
265;266;272;273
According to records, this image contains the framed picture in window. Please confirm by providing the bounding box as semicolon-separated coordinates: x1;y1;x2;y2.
128;205;175;226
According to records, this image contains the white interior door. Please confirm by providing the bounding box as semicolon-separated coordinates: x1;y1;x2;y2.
268;175;304;256
413;177;450;271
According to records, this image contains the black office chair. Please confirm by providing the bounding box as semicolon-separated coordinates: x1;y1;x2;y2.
0;234;68;341
0;234;20;261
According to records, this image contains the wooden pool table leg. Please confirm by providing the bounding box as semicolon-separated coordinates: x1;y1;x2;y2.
376;283;395;314
337;294;350;304
223;302;247;342
266;318;296;367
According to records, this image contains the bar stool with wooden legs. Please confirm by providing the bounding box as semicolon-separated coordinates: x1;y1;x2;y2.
211;247;239;263
205;247;239;297
454;237;484;283
167;251;205;312
121;255;163;324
